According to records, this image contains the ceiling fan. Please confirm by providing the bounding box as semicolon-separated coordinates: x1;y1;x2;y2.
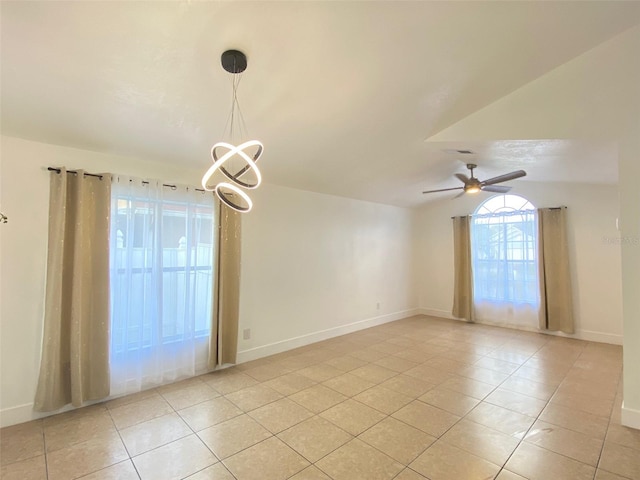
422;163;526;197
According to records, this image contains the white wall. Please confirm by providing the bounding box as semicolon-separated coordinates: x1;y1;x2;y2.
237;184;417;361
415;181;623;344
0;135;418;426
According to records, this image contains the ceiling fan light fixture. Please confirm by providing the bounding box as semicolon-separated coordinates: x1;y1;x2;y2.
422;163;526;198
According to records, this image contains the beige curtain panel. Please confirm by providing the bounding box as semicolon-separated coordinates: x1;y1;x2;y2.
538;207;575;333
208;203;241;369
34;169;112;411
452;215;474;322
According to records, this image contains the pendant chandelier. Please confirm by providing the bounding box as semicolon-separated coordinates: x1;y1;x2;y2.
202;50;263;213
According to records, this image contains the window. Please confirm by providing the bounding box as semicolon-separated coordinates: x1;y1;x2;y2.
109;178;217;395
471;194;538;306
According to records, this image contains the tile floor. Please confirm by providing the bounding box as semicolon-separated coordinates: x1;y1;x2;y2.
2;315;639;480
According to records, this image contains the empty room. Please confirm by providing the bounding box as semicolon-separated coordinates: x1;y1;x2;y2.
1;2;639;480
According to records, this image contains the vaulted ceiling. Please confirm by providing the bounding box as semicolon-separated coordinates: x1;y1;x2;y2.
2;1;639;206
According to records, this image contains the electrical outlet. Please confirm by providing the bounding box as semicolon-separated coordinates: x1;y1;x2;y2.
243;328;251;340
376;302;380;310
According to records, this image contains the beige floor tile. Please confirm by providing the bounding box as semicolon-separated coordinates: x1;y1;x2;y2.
203;371;259;394
4;317;628;480
297;364;344;382
598;441;640;479
506;442;595;480
108;394;174;430
350;348;389;362
538;403;609;439
234;358;274;371
465;402;536;439
155;376;205;394
485;388;547;417
379;374;435;398
605;422;640;451
418;387;479;416
486;349;531;365
441;419;519;466
289;465;332;479
494;469;528;480
44;407;116;453
185;462;235;479
403;364;454;385
133;434;217;480
524;419;603;466
119;412;192;457
106;389;160;410
0;455;46;480
77;460;139;479
594;469;632;480
289;384;347;413
264;372;316;395
392;400;460;437
323;355;368;372
500;376;557;401
393;468;430;479
278;416;353;462
249;397;313;433
242;362;293;382
373;355;419;373
223;436;309;480
0;420;44;465
557;377;618;401
438;376;495;400
315;438;404;480
43;404;108;428
178;396;243;431
424;357;469;374
392;349;435;364
550;390;613;418
353;385;412;414
349;364;398;383
438;349;485;365
457;366;510;386
320;398;386;436
322;372;376;397
369;341;406;355
46;430;129;480
197;414;272;459
159;381;219;410
224;384;283;412
511;365;566;387
409;440;501;480
474;357;521;375
358;416;436;464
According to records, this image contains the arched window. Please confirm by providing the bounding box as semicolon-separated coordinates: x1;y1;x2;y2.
471;194;538;310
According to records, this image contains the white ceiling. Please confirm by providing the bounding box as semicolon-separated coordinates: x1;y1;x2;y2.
2;1;639;207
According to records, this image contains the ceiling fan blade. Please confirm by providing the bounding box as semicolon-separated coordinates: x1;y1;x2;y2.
454;173;469;184
482;170;527;185
453;191;466;199
422;186;464;194
481;185;511;193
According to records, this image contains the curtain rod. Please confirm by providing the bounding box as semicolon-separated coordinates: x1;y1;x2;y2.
47;167;207;192
451;206;566;219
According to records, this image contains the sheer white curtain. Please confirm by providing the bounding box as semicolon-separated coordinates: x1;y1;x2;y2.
109;176;216;396
471;207;539;329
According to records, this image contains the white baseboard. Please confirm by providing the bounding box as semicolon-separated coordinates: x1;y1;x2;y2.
418;308;623;345
621;403;640;430
0;402;74;428
236;309;420;364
